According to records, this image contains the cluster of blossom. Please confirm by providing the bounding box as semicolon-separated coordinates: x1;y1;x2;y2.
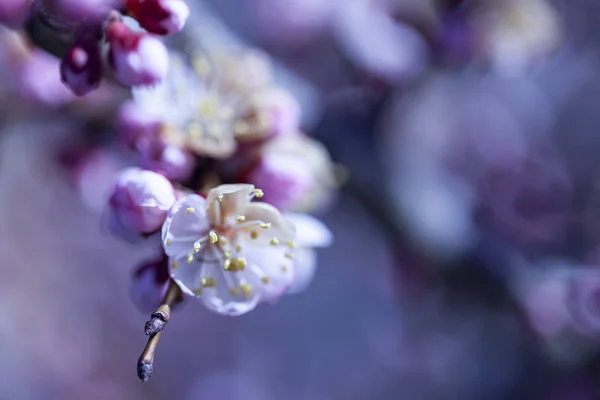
102;46;335;378
0;0;190;96
228;0;561;85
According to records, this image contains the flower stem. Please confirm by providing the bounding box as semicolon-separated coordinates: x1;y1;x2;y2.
137;280;181;381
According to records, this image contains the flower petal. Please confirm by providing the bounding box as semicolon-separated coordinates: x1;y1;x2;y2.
238;239;295;303
283;212;332;248
286;247;316;295
237;202;296;245
162;194;210;258
206;184;254;225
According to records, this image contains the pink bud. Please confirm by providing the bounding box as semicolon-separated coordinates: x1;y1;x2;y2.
248;153;313;210
135;131;195;182
108;167;176;233
106;19;169;86
130;257;172;313
0;0;32;28
126;0;189;35
60;34;103;96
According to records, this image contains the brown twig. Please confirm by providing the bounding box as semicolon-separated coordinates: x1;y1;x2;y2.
137;280;182;381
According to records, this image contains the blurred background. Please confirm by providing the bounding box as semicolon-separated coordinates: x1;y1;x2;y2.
2;0;600;399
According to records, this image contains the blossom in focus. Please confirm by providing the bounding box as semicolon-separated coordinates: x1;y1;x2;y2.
161;184;297;316
126;0;189;36
105;18;169;86
248;134;337;213
283;212;332;294
108;167;176;234
60;34;103;96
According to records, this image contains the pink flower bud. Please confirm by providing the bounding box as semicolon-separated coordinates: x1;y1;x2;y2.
248;153;313;210
60;34;103;96
106;19;169;86
130;257;172;313
0;0;32;28
108;167;176;233
126;0;189;35
136;132;195;182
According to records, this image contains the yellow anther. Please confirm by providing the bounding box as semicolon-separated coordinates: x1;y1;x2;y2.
219;236;228;245
285;253;294;259
187;254;194;264
165;238;172;247
260;223;271;229
262;276;270;284
201;277;216;288
229;288;239;295
192;56;210;77
193;288;203;296
287;241;296;249
237;257;247;270
209;231;218;243
172;260;179;270
185;207;195;214
236;215;246;222
193;242;201;253
240;283;253;298
253;189;264;198
235;244;242;252
216;194;224;202
270;238;279;246
223;259;231;270
224;250;233;258
250;231;259;239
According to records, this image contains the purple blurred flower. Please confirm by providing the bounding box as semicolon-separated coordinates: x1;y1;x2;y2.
161;185;297;315
18;49;74;106
105;18;169;86
567;270;600;336
136;132;195;182
60;34;103;96
35;0;120;29
126;0;189;35
117;99;161;149
0;0;32;28
130;256;172;313
108;167;176;234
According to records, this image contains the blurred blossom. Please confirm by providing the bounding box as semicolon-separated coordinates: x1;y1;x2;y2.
116;99;162;149
331;0;429;84
567;270;600;336
18;49;74;106
108;167;176;234
161;185;298;316
125;0;189;36
136;131;196;182
473;0;562;74
60;33;103;96
105;17;170;86
283;212;332;294
250;0;339;48
130;256;173;313
212;49;273;94
250;134;337;213
0;0;32;28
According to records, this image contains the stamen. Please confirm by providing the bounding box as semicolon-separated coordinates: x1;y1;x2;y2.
270;238;279;246
229;288;239;295
260;223;271;229
262;276;270;284
287;241;296;249
193;288;202;295
209;231;218;243
185;207;195;214
250;231;259;239
235;244;242;252
165;238;171;246
216;194;224;202
240;282;253;298
224;250;233;258
186;254;194;264
285;253;294;259
193;242;202;253
253;189;264;198
171;260;179;270
219;236;228;246
236;215;246;222
201;277;216;288
223;258;231;270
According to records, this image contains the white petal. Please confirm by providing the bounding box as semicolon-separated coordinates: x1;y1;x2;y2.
286;248;317;295
161;194;210;258
283;212;332;248
169;255;203;297
237;202;296;245
239;239;294;303
206;184;254;225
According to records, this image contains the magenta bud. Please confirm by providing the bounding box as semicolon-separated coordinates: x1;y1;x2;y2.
60;34;103;96
126;0;189;35
105;19;169;86
130;257;171;314
108;167;176;234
